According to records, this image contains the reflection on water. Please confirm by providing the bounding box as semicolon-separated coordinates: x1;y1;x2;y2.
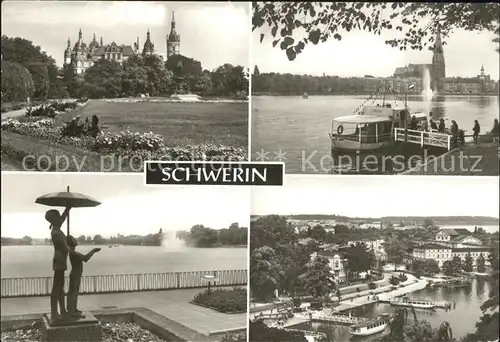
288;279;492;341
252;95;499;173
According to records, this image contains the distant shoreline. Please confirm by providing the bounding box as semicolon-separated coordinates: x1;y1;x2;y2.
252;92;499;97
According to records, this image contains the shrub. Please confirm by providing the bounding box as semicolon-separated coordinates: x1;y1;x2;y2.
26;105;57;117
399;273;408;282
221;331;246;342
90;130;165;152
192;287;246;313
368;282;377;290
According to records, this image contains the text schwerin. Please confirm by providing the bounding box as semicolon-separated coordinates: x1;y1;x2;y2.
161;166;266;184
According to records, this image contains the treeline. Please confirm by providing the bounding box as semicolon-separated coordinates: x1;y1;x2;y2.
252;68;385;95
1;35;248;104
177;223;247;247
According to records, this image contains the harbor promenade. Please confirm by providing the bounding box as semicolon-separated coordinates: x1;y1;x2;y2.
1;288;245;336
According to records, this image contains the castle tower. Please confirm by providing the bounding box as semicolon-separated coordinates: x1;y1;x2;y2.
142;29;155;56
100;36;103;46
431;25;445;92
89;33;99;51
64;37;71;65
480;65;485;76
166;11;180;58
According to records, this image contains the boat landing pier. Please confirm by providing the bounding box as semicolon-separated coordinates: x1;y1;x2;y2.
393;128;452;150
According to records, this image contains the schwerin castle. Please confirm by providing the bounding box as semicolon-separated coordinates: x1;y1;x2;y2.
63;11;180;75
372;27;498;95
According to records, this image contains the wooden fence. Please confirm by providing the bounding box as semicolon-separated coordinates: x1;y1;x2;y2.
1;269;247;298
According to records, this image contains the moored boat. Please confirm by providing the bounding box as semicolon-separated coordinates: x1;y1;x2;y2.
328;93;428;154
349;314;391;336
389;297;436;309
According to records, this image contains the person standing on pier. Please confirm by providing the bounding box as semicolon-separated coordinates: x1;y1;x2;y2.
472;120;481;144
429;119;438;132
438;119;446;133
46;207;72;321
450;120;459;146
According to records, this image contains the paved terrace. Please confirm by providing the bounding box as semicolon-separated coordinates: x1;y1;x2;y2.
1;288;245;336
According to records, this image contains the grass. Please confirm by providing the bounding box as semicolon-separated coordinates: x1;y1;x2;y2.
54;100;249;147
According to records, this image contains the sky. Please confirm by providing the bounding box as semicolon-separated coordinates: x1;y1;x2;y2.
252;176;500;219
1;173;250;239
1;1;250;70
253;9;500;79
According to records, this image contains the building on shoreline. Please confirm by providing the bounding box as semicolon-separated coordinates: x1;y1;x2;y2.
311;250;348;284
410;228;491;267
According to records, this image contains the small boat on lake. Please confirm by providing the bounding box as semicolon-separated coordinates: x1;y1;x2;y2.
389;296;436;309
349;314;391;336
303;92;308;99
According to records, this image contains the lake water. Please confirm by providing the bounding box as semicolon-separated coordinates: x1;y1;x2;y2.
289;278;494;341
439;225;499;234
0;245;247;278
251;95;499;173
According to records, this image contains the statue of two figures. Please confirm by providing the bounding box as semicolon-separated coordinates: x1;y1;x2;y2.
46;208;101;322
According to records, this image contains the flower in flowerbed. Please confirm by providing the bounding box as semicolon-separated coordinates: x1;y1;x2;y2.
1;322;170;342
192;287;247;313
90;130;166;152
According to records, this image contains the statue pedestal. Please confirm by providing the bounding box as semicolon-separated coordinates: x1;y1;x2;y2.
42;312;102;342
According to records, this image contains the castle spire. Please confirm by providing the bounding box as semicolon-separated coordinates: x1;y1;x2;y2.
100;36;103;45
147;28;150;39
67;37;71;48
172;11;175;26
79;28;82;39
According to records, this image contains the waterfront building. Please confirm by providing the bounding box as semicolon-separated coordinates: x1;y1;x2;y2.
412;243;453;267
441;66;497;94
311;250;348;284
411;229;491;268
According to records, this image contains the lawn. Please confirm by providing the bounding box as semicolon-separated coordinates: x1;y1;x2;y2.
1;99;249;171
56;100;249;147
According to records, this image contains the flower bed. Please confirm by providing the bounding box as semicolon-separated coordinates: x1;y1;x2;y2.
1;117;247;167
191;287;247;314
0;322;170;342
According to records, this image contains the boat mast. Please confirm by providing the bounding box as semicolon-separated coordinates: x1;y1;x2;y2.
382;81;386;107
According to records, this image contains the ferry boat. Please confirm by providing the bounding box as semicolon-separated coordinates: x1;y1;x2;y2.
389;297;436;309
349;314;392;336
328;94;427;154
303;92;309;99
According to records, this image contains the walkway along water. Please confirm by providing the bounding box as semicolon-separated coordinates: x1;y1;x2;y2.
1;269;247;297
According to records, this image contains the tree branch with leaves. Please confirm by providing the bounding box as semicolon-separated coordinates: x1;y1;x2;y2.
253;2;500;61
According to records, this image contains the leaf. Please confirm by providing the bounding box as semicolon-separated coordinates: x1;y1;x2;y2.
392;2;397;10
271;26;278;38
283;36;295;49
294;20;302;28
334;33;342;41
310;7;316;17
308;29;321;45
286;47;297;61
259;33;265;43
272;39;281;48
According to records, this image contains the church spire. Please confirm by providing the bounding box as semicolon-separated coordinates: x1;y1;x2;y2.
100;36;103;45
172;11;175;27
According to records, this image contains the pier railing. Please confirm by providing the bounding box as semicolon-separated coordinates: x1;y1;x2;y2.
394;128;452;150
1;269;247;298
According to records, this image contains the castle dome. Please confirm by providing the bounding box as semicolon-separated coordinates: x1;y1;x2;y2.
143;29;155;53
89;33;100;49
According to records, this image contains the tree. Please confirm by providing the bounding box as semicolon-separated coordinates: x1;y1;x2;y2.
301;255;334;298
413;259;440;276
442;257;462;276
250;215;296;251
488;245;499;270
476;254;486;273
1;60;34;103
250;246;281;301
384;237;407;271
253;65;260;75
92;234;106;245
21;236;33;245
423;219;434;228
310;225;326;242
252;3;500;61
189;225;218;247
389;275;400;286
464;253;474;272
76;235;86;245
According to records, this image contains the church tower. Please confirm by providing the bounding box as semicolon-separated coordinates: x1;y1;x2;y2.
431;26;446;92
142;29;155;56
166;11;180;58
64;38;71;65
